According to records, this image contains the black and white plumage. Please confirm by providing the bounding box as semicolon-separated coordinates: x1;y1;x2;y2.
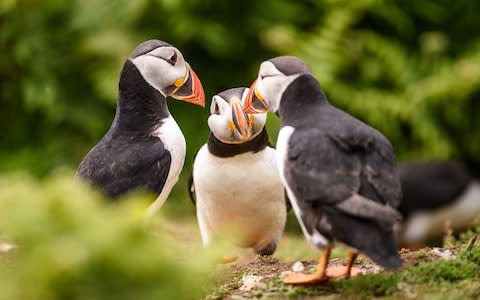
189;87;287;255
244;56;402;283
397;161;480;246
77;40;205;216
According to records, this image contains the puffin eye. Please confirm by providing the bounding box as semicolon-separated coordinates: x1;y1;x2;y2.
210;100;221;115
213;103;220;114
167;52;177;65
260;74;275;80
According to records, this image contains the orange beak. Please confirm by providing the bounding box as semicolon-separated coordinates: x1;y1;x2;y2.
243;79;269;114
171;64;205;107
230;98;251;140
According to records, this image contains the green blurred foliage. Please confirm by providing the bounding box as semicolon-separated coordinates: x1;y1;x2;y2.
289;0;480;167
1;0;480;211
0;171;217;300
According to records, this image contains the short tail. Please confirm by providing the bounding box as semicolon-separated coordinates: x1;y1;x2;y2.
321;207;402;269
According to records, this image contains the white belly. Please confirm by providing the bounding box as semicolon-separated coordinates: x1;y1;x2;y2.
146;116;186;217
193;145;287;248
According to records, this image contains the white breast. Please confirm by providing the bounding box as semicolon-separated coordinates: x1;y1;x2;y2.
146;116;186;217
400;181;480;243
276;126;329;248
193;145;286;249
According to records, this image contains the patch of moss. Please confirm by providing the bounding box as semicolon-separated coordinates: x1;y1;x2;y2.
405;259;478;284
403;247;480;285
338;272;400;297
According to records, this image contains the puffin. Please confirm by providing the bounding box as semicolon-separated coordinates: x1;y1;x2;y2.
77;40;205;217
189;87;288;256
397;161;480;247
243;56;403;284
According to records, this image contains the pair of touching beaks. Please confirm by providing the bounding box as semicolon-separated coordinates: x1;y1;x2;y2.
218;81;269;141
171;67;263;112
173;66;267;140
210;83;269;142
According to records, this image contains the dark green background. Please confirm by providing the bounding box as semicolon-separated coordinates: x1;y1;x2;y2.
2;0;480;214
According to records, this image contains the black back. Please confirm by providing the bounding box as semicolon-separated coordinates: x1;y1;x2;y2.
279;74;402;268
279;75;401;207
77;59;172;198
398;161;471;217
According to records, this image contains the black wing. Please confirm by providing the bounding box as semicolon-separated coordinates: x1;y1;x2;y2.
77;138;171;199
285;125;402;269
398;161;471;217
285;122;401;210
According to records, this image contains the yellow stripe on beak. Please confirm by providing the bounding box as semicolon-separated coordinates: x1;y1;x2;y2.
174;77;185;88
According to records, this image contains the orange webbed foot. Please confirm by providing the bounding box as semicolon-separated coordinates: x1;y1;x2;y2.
283;271;329;285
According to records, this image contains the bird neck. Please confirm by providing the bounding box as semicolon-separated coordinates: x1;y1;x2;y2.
208;128;270;158
278;74;329;126
114;59;170;132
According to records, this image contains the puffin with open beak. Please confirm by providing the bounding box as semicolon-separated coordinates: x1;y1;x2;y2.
244;56;402;284
78;40;205;217
189;87;288;256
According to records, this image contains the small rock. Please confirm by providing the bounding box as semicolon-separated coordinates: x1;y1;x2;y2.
291;261;305;272
431;247;455;260
358;263;382;275
239;275;263;291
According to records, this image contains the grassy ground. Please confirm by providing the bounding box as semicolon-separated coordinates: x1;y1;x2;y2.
205;236;480;300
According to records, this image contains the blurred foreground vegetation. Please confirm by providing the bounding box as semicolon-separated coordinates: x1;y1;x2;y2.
0;171;219;300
